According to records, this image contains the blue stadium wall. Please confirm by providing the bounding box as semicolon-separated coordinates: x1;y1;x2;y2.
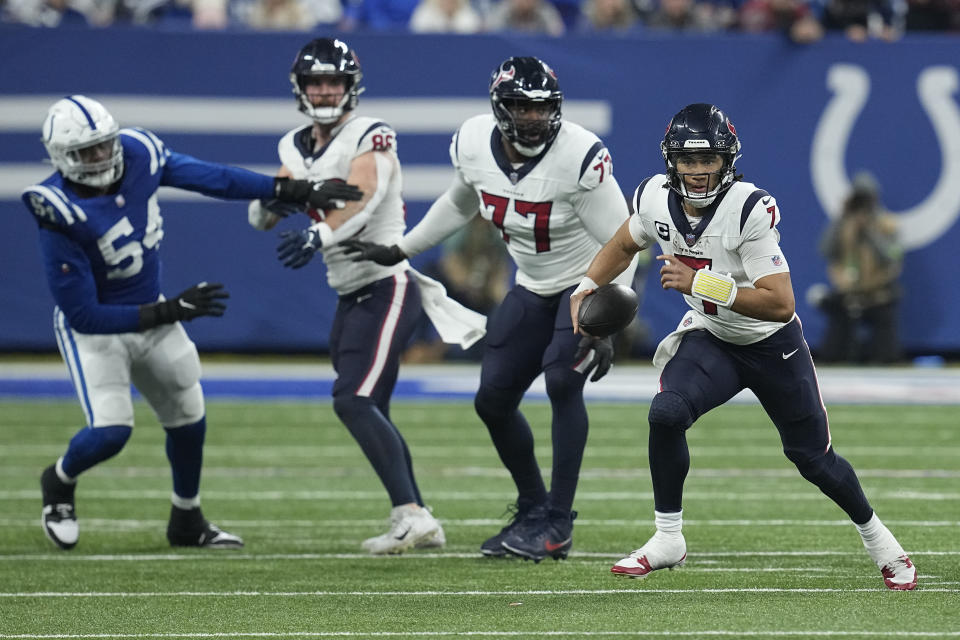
1;28;958;354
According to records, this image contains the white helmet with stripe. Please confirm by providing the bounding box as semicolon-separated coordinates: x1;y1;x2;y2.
42;95;123;188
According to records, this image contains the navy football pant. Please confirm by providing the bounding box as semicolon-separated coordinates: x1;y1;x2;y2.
474;285;590;514
330;272;424;507
650;319;873;524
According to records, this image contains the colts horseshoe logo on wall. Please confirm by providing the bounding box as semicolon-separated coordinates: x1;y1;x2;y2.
811;64;960;250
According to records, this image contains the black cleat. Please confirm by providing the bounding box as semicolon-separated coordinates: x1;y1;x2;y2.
41;464;78;550
167;506;243;549
501;507;577;563
480;499;536;557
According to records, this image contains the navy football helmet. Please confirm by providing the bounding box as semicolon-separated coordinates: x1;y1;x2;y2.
490;57;563;157
661;103;741;206
290;38;364;124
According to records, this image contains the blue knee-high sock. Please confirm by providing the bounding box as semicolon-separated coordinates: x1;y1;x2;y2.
648;421;690;512
334;395;421;507
164;417;206;500
61;425;133;478
475;386;548;507
792;448;873;524
647;392;694;513
545;368;588;514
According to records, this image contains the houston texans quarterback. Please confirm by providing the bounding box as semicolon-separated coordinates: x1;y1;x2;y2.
252;38;488;555
343;56;638;562
570;103;916;590
23;94;360;551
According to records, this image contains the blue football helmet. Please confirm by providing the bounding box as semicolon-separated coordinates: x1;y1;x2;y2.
661;103;741;206
290;38;364;125
490;57;563;157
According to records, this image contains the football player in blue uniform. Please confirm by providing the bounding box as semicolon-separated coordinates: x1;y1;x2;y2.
571;103;916;590
342;57;637;562
24;94;361;550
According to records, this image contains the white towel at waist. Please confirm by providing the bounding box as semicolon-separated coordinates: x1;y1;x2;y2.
410;270;487;349
652;310;707;370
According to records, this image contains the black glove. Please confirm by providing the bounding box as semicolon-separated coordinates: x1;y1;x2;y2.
277;228;322;269
574;335;614;382
273;178;363;211
259;198;304;219
340;239;406;266
139;282;229;331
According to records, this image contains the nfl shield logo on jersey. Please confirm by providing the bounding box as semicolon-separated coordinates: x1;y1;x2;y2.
772;255;783;267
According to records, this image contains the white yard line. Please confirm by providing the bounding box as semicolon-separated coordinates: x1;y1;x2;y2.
1;587;959;599
1;517;959;530
4;444;960;458
1;632;959;639
0;550;956;562
2;466;958;479
2;489;957;502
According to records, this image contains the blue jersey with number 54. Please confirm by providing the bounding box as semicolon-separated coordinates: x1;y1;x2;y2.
22;128;275;334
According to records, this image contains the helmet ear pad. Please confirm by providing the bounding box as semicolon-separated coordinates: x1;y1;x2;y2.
43;95;124;188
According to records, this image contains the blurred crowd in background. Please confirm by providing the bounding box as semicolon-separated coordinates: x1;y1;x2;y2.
2;0;958;42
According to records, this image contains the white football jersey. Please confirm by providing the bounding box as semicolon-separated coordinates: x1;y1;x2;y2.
629;175;791;345
278;115;407;294
452;115;630;296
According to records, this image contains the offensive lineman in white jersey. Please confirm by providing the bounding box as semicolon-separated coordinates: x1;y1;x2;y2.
343;57;637;562
570;103;916;590
249;38;459;554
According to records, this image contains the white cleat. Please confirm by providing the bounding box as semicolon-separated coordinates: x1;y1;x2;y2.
611;533;686;578
42;503;78;550
859;518;918;591
880;555;918;591
362;504;441;555
415;522;446;549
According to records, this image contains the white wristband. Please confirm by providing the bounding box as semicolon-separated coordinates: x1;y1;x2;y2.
573;277;600;296
691;268;738;308
247;200;279;231
310;221;334;247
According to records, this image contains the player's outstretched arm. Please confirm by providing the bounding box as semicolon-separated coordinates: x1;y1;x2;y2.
139;282;229;330
273;178;364;211
161;152;362;206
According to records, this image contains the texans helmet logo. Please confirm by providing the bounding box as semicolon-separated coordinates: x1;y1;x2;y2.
491;65;516;90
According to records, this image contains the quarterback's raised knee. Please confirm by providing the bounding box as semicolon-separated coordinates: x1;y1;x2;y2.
648;391;694;431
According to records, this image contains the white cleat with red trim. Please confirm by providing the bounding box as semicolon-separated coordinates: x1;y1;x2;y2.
858;515;918;591
611;533;686;578
880;555;917;591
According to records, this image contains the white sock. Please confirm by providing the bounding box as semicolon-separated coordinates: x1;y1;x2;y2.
55;457;77;485
172;493;201;510
855;513;884;542
654;510;683;539
855;513;905;564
